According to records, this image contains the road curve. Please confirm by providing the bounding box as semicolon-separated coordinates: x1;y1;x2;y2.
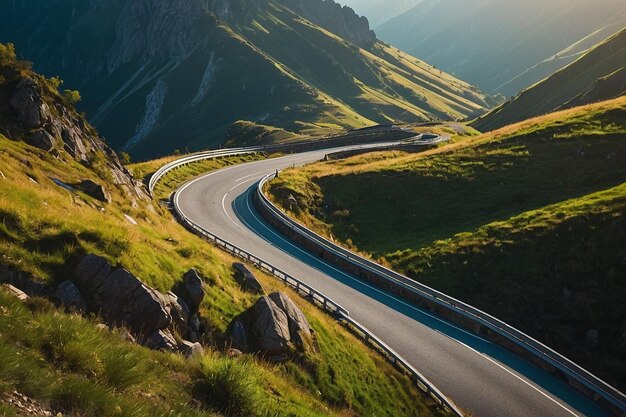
175;145;610;417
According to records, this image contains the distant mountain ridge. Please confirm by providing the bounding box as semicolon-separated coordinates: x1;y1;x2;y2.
473;28;626;132
376;0;626;96
337;0;424;28
0;0;491;160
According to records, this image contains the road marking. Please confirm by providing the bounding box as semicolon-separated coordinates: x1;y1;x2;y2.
241;185;486;343
235;171;267;183
174;148;590;417
221;192;245;232
450;337;580;417
229;178;258;193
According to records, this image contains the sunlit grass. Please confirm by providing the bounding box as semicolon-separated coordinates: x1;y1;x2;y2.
267;97;626;389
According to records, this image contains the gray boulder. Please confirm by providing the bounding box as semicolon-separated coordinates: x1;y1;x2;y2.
181;269;205;313
269;292;315;352
249;296;291;355
54;280;87;312
179;340;204;358
146;329;177;351
228;292;316;357
78;179;111;203
233;263;264;294
26;129;55;152
73;255;172;336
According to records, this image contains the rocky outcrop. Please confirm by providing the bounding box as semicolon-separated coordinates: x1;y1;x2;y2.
281;0;377;49
10;77;51;129
77;179;111;203
72;254;205;355
146;329;178;351
179;340;204;358
0;66;149;203
73;256;173;336
233;263;264;294
228;292;316;359
249;296;291;355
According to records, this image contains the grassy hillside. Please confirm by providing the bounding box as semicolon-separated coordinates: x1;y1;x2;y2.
267;97;626;390
0;0;491;160
0;135;450;417
377;0;626;96
473;28;626;132
0;54;447;416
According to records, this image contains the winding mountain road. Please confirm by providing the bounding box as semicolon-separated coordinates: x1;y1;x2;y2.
175;145;611;417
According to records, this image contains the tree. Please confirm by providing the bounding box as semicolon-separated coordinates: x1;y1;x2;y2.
62;89;81;106
119;152;132;165
49;76;63;91
0;43;16;62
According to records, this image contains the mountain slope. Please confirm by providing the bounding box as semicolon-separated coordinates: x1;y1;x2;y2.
0;0;490;160
473;28;626;132
377;0;626;96
266;97;626;390
0;45;446;417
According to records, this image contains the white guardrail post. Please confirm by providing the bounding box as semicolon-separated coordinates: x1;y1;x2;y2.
255;173;626;417
151;141;465;416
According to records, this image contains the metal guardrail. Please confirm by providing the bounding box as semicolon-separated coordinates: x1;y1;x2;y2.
157;142;464;416
170;198;347;317
148;127;420;197
257;174;626;416
170;191;464;416
149;147;262;196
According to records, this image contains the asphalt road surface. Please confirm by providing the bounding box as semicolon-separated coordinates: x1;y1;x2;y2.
175;145;611;417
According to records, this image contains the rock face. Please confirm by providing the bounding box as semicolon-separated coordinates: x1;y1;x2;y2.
10;77;50;129
228;292;316;358
166;291;190;337
281;0;376;48
233;263;264;294
77;179;111;203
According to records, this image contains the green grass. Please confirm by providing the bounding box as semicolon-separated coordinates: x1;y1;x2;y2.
0;131;448;416
267;97;626;390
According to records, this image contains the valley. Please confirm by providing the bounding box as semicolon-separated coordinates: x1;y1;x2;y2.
0;0;625;416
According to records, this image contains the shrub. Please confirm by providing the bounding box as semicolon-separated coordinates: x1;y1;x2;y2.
62;89;81;106
194;354;270;417
0;43;16;61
